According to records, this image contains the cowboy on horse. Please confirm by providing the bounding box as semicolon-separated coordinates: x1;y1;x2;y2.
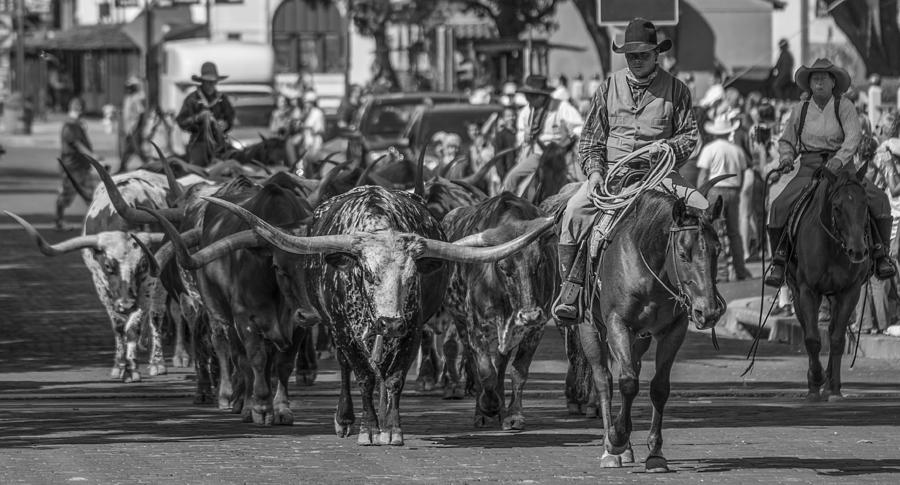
175;61;236;167
765;58;896;288
551;18;699;325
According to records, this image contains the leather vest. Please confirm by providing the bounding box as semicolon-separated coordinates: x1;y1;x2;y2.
605;69;676;163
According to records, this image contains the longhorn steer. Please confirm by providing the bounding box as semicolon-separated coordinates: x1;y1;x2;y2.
441;192;557;429
206;185;555;445
5;171;177;381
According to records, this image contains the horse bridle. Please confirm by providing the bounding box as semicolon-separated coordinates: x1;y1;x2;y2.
817;177;869;253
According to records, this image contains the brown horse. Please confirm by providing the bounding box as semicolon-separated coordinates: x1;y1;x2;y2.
550;178;727;472
784;167;871;402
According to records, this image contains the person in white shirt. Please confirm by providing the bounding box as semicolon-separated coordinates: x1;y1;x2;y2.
300;91;325;158
697;115;753;280
501;75;584;193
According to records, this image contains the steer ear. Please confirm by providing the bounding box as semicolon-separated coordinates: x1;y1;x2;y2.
672;198;688;225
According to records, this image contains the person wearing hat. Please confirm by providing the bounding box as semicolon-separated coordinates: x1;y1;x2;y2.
552;18;699;324
175;61;235;167
766;58;895;288
697;115;753;280
294;90;325;173
117;75;147;173
770;39;795;100
500;74;584;193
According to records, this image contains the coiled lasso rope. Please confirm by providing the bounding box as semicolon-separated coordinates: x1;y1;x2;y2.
589;141;676;210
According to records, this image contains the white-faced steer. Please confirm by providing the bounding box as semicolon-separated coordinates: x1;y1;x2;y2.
5;171;181;381
205;185;554;446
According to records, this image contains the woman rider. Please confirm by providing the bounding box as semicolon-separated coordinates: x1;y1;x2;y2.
766;58;895;288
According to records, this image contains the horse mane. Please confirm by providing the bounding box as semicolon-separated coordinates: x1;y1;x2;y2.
617;190;697;252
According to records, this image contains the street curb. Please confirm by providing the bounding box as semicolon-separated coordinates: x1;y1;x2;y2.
721;296;900;360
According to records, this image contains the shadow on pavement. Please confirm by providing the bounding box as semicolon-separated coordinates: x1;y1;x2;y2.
689;456;900;476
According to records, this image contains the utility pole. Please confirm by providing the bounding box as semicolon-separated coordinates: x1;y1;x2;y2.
800;0;809;65
206;0;212;39
14;0;24;92
145;0;155;106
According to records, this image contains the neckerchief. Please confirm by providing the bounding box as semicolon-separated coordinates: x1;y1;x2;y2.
625;67;658;105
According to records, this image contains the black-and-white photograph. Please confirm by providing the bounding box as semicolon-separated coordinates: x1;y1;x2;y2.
1;0;899;482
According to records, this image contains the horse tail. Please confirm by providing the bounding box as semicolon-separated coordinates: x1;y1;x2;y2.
565;325;594;405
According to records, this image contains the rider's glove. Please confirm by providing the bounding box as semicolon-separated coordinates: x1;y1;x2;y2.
824;157;843;173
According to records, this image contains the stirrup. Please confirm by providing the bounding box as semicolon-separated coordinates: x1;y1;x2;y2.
552;302;579;326
875;258;896;280
764;263;786;288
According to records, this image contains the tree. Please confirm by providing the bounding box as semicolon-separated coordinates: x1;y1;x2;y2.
825;0;900;76
458;0;560;39
570;0;611;77
350;0;438;91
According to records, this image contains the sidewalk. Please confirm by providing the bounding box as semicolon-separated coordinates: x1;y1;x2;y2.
2;114;119;152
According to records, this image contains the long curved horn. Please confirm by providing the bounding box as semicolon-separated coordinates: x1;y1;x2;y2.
129;233;168;276
4;211;99;255
151;228;202;277
149;141;184;200
355;153;390;186
202;196;356;254
697;174;737;198
307;159;353;207
88;157;184;224
421;216;554;263
319;150;344;167
58;158;93;203
414;144;427;197
459;145;520;186
138;207;262;269
438;154;468;178
247;159;273;175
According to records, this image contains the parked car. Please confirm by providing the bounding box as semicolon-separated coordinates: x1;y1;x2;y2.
398;102;504;174
318;92;467;167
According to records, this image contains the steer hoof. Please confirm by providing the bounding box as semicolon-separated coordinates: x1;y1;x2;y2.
110;366;125;380
357;426;377;446
171;351;191;368
241;407;253;423
621;446;635;464
566;402;582;415
600;450;623;468
473;414;495;428
148;363;167;377
274;406;294;426
123;370;142;383
193;392;215;405
295;370;317;387
251;406;274;426
417;376;436;392
583;405;599;418
645;455;669;473
502;414;525;431
377;430;404;446
443;384;464;400
805;391;822;402
334;415;354;438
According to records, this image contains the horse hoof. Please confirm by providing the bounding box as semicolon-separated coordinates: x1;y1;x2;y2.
806;391;822;402
584;405;599;418
621;447;635;464
240;408;253;423
123;371;142;383
827;392;844;402
502;414;525;431
600;451;623;468
148;364;166;377
274;406;294;426
110;366;125;380
193;393;214;405
251;406;274;426
418;378;435;392
474;415;492;428
566;402;582;415
295;371;317;387
357;427;377;446
443;386;463;400
645;455;669;473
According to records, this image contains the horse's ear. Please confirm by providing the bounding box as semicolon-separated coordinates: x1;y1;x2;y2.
672;198;688;224
856;159;869;182
709;195;724;220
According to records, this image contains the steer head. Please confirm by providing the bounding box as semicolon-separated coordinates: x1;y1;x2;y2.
4;211;164;315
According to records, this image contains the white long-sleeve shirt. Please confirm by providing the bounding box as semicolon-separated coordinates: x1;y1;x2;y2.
516;99;584;155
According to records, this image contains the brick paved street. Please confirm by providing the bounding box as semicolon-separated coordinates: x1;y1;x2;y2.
2;118;900;483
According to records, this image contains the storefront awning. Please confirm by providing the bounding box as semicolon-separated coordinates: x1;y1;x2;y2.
25;24;138;52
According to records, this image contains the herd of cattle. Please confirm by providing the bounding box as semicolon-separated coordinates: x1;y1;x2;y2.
6;139;729;470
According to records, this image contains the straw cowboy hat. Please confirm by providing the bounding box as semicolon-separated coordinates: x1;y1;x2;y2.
302;91;318;103
517;75;553;96
795;58;851;95
613;18;672;54
191;62;228;83
704;115;740;136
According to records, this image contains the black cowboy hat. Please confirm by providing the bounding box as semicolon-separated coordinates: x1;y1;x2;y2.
191;62;229;83
794;58;850;95
517;75;553;96
612;18;672;54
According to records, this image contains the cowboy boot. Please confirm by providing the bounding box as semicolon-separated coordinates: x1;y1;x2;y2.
873;216;896;280
765;226;788;288
552;243;581;325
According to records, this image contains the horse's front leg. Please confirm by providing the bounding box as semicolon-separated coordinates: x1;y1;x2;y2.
606;316;638;456
792;284;825;401
645;317;689;473
824;288;860;401
577;321;621;467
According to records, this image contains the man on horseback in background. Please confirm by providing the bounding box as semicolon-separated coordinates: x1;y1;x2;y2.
765;59;895;288
551;18;699;325
175;62;236;167
500;75;584;193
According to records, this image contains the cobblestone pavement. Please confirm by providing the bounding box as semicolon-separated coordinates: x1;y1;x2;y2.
2;119;900;483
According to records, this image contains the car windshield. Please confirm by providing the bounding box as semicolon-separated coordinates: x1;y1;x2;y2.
417;110;500;147
359;101;426;136
225;92;275;128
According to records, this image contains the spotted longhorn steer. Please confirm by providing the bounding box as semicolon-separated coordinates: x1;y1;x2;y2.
205;185;554;445
440;192;557;430
5;171;183;381
147;172;320;424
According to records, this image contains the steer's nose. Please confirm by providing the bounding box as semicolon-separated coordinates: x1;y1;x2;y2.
516;308;544;325
114;298;136;314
